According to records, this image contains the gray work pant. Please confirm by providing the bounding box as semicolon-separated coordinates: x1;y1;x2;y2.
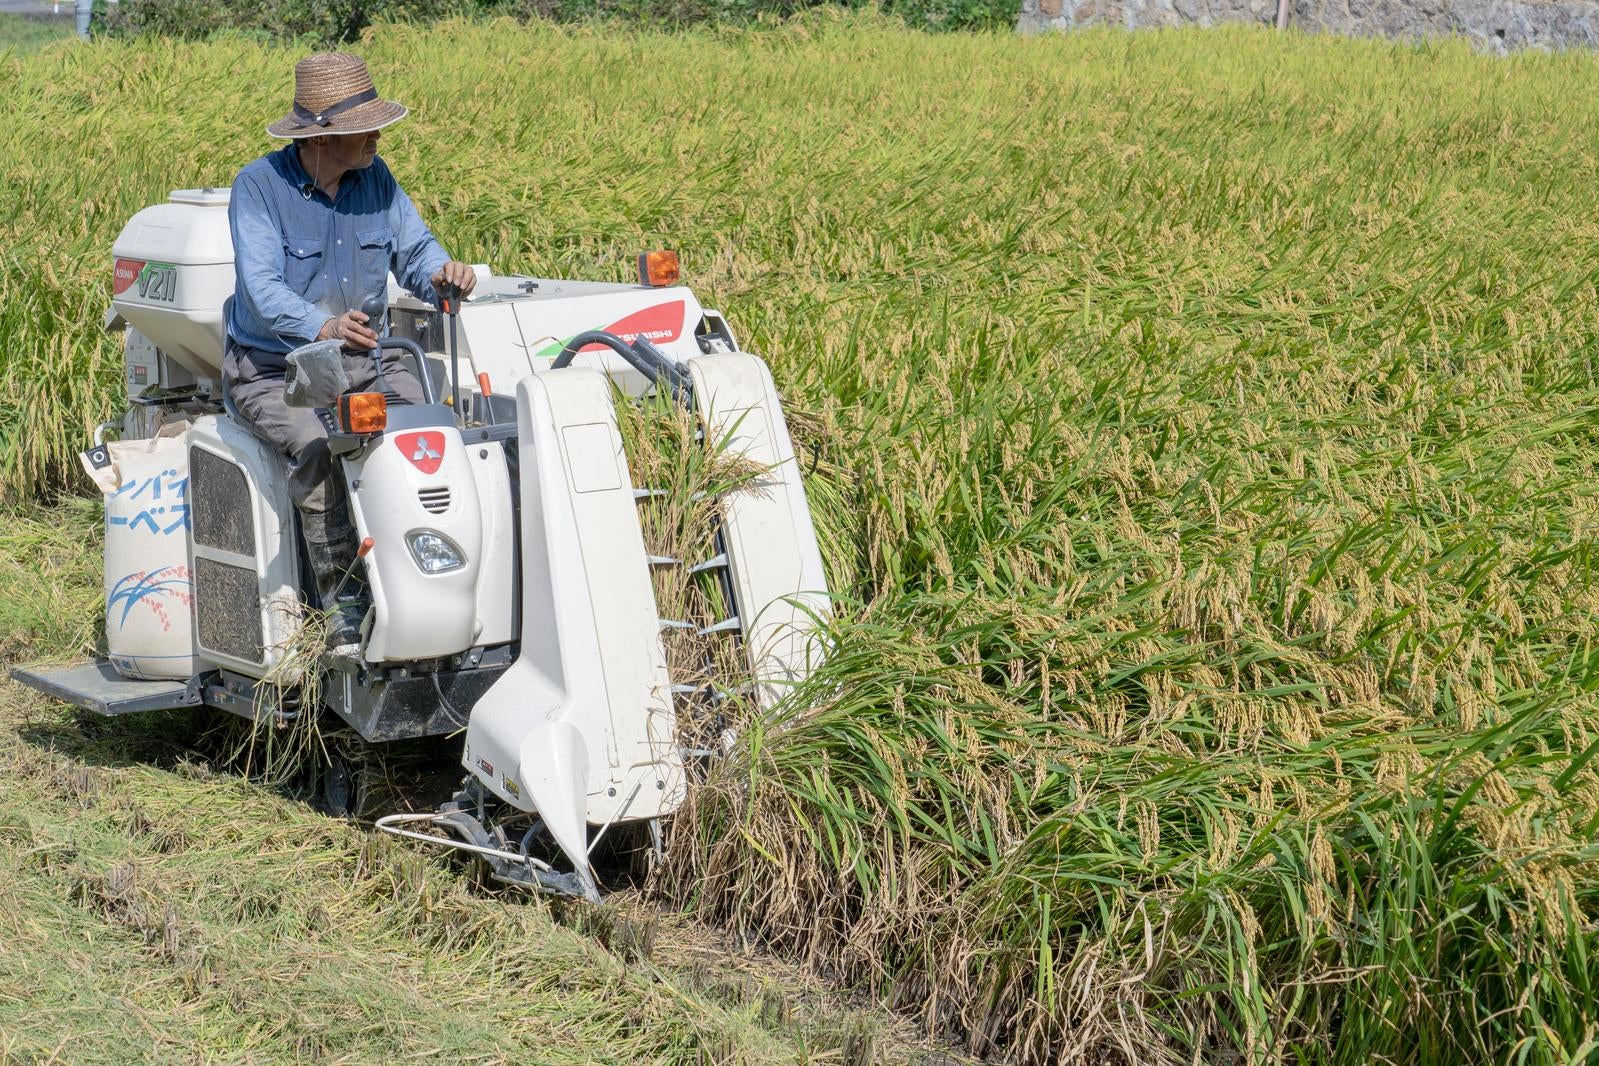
227;345;425;515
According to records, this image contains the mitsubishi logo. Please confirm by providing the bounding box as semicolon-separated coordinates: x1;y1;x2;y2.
411;436;441;463
394;431;445;475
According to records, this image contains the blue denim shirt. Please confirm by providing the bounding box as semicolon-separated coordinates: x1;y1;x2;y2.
225;142;451;368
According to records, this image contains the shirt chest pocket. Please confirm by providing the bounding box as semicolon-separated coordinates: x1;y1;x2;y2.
282;236;324;294
357;228;395;296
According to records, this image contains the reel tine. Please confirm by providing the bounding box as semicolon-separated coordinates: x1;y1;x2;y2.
688;553;729;575
698;616;742;637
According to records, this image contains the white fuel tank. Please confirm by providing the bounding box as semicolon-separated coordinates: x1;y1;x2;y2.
110;189;234;381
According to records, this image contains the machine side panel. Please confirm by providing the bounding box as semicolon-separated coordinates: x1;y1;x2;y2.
545;371;681;820
184;415;301;680
686;354;832;706
468;443;518;648
464;370;684;832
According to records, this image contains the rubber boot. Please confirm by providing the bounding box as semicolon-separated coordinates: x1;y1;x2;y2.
300;505;368;653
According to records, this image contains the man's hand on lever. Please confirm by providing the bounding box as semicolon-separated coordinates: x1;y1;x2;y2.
317;309;379;350
431;261;477;302
314;261;474;352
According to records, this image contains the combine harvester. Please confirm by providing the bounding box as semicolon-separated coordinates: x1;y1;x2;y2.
11;189;831;902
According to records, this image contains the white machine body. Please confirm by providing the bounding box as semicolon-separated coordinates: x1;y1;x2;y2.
687;354;832;705
110;189;233;384
465;371;686;879
90;190;834;898
343;412;487;663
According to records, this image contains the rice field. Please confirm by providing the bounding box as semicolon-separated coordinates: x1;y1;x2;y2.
4;14;1599;1064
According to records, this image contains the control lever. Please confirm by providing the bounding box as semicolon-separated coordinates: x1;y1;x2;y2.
438;282;463;425
360;293;390;391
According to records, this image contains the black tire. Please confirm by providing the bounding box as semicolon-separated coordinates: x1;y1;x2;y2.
319;752;354;818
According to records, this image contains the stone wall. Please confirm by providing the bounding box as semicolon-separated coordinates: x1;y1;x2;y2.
1016;0;1599;52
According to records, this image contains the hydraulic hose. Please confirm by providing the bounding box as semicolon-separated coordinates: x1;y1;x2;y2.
552;330;692;400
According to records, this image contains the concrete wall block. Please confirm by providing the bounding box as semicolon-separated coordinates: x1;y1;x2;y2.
1017;0;1599;49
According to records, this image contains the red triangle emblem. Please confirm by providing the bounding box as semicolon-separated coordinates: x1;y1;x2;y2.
395;431;445;475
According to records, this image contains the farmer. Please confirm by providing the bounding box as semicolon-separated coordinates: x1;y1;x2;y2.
223;52;476;650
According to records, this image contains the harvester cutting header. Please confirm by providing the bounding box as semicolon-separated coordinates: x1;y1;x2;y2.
12;53;832;902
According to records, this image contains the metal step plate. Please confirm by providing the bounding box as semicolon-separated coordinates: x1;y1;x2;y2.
9;660;199;717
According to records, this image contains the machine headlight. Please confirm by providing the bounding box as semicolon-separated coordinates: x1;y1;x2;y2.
406;530;466;574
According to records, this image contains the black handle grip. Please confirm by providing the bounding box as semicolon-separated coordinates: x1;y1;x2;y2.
437;281;462;315
360;293;388;330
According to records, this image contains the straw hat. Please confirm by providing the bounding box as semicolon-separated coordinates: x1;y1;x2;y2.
267;52;408;139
